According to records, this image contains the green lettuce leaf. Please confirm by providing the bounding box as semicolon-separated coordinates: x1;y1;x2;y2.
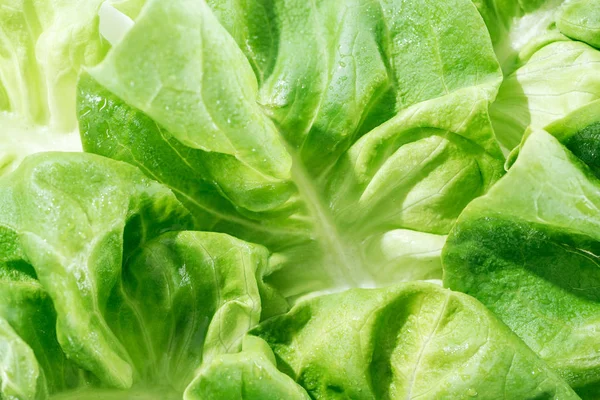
0;0;105;129
471;0;600;151
0;152;193;393
1;0;598;398
0;0;114;175
0;316;47;400
188;336;310;400
0;0;151;177
0;152;287;399
107;230;287;394
78;0;505;298
490;35;600;150
0;266;89;397
471;0;564;72
245;282;578;399
507;98;600;176
542;100;600;178
557;0;600;48
443;130;600;395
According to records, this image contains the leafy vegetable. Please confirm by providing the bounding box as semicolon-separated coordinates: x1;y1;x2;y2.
190;336;310;400
472;0;600;151
78;0;505;297
0;152;286;398
0;0;110;175
248;282;579;399
490;36;600;150
540;99;600;177
443;130;600;394
557;0;600;48
0;0;599;398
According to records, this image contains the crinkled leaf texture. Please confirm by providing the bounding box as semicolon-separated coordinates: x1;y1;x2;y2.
216;282;578;399
536;99;600;178
490;34;600;150
0;0;109;175
444;130;600;396
189;336;310;400
556;0;600;49
471;0;600;151
0;153;284;399
471;0;564;72
78;0;505;298
0;0;144;176
506;97;600;176
0;0;595;399
549;115;600;183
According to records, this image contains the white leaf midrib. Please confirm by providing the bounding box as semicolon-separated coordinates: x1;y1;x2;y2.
287;146;371;289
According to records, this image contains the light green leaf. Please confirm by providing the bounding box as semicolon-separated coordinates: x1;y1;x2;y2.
325;87;504;237
490;37;600;150
0;115;81;177
186;336;310;400
209;0;501;172
557;0;600;48
0;152;193;389
0;0;112;175
0;264;88;396
471;0;564;72
444;130;600;394
79;0;504;297
0;317;47;400
544;99;600;179
250;282;579;399
508;98;600;177
470;0;600;152
106;231;276;392
88;0;292;181
0;153;283;398
362;229;446;283
48;387;180;400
